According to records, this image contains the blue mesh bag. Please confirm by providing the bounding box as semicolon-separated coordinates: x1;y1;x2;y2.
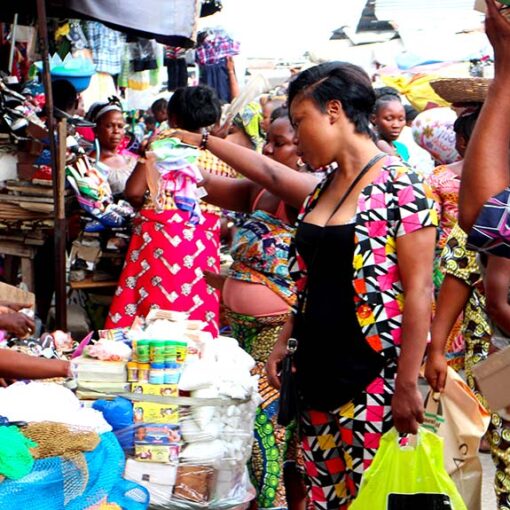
0;432;149;510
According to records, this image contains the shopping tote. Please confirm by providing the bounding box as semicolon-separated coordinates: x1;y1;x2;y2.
350;427;467;509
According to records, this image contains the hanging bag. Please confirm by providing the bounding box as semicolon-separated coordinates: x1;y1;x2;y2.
350;427;467;510
423;367;490;510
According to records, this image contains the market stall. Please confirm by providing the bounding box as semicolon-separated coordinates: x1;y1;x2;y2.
0;0;210;329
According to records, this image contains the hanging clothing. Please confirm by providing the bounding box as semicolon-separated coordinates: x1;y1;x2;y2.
195;30;240;65
199;59;231;102
85;21;126;75
167;59;188;91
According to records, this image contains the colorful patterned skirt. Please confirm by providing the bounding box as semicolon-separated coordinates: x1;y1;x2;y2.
105;208;220;336
226;309;296;510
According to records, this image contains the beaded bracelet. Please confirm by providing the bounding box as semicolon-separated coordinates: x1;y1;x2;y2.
199;131;209;150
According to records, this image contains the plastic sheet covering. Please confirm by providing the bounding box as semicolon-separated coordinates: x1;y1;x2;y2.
0;432;149;510
118;390;259;509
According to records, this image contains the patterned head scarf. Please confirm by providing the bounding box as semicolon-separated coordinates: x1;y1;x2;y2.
411;107;460;165
233;101;264;152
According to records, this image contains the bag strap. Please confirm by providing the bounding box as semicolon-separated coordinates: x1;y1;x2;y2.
324;152;386;226
297;152;386;316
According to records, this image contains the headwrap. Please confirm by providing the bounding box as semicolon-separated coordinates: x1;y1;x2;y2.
411;107;460;165
87;96;123;123
233;101;264;152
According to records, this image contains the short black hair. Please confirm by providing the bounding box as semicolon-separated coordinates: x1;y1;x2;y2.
151;98;168;114
270;106;289;123
404;104;419;123
167;86;221;131
374;86;400;100
373;93;402;115
52;79;77;113
288;62;375;136
453;107;481;142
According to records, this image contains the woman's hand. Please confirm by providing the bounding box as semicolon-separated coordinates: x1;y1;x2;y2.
266;317;294;389
167;129;202;147
391;382;424;435
0;313;35;338
424;350;448;392
486;0;510;78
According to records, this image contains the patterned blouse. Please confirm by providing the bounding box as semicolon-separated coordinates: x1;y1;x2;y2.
427;165;460;251
442;224;491;348
468;186;510;259
289;156;438;360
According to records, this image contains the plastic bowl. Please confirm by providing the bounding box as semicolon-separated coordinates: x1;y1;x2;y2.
51;73;92;93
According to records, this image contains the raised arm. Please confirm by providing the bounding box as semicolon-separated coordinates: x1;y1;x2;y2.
171;130;317;209
199;172;260;213
459;0;510;230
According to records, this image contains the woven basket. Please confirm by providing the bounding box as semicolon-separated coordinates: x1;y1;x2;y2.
430;77;491;104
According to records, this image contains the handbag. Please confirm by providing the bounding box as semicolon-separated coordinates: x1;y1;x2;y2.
423;367;490;510
277;337;299;426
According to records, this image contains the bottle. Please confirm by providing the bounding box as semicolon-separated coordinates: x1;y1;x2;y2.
138;363;150;383
136;340;150;363
149;362;166;384
150;340;166;363
127;361;139;383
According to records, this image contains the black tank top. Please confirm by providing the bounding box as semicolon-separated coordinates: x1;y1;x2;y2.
293;222;385;411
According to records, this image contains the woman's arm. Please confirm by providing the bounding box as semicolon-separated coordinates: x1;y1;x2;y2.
124;159;148;209
0;350;69;380
424;275;471;391
171;130;317;209
226;57;240;100
459;0;510;230
393;226;436;434
485;255;510;333
199;172;259;213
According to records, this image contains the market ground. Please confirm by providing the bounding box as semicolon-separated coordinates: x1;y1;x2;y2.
483;451;497;507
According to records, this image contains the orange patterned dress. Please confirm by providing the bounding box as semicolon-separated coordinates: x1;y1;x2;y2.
427;164;464;370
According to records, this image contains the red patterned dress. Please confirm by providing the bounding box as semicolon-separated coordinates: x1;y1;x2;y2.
105;148;235;336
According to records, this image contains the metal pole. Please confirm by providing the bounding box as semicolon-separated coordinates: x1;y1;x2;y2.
8;13;18;76
36;0;67;330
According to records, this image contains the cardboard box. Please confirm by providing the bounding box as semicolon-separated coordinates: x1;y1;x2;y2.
133;402;179;424
134;423;181;445
134;443;180;464
125;458;177;504
131;383;178;397
473;345;510;410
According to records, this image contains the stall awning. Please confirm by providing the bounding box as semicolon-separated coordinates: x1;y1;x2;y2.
2;0;201;47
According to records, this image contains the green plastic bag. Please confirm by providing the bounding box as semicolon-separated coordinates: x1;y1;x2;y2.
350;427;467;510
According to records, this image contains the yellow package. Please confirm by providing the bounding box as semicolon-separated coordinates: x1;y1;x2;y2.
134;443;180;464
133;402;179;424
382;74;450;112
131;383;178;397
